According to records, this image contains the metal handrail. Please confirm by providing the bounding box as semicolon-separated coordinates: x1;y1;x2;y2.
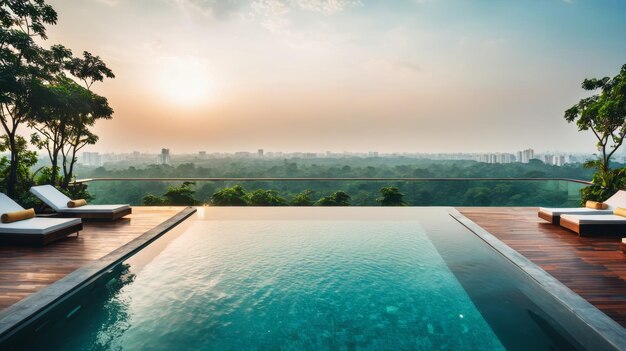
74;177;593;185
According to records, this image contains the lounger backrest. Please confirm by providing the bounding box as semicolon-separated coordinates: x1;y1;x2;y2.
0;193;25;214
603;190;626;209
30;185;71;211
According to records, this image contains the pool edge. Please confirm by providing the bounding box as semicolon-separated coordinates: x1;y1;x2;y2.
0;206;197;341
448;208;626;351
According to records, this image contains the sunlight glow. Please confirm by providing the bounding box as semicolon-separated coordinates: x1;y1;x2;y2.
156;56;213;106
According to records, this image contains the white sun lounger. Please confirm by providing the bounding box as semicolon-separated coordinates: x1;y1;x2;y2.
538;190;626;224
559;213;626;237
0;193;82;245
30;185;132;220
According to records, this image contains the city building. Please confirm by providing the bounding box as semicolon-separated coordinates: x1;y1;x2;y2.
157;148;171;165
81;152;102;166
516;148;534;163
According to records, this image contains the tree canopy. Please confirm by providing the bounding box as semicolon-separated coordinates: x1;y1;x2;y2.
0;0;114;200
565;64;626;171
565;63;626;202
377;187;408;206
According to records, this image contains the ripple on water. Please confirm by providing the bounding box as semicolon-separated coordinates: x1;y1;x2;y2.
79;220;504;351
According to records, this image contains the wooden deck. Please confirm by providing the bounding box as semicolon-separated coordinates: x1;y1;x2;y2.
458;207;626;328
0;207;183;311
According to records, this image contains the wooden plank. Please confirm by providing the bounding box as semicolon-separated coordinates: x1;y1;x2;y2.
458;207;626;328
0;207;183;311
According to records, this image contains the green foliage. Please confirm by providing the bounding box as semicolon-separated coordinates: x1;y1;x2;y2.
1;0;60;197
210;185;248;206
316;191;351;206
0;136;38;203
462;187;492;206
1;1;113;199
246;189;287;206
64;183;93;202
142;194;167;206
28;73;113;188
142;182;198;206
79;159;595;207
564;63;626;203
163;182;199;205
580;167;626;204
34;166;58;185
290;190;314;206
565;63;626;172
377;187;408;206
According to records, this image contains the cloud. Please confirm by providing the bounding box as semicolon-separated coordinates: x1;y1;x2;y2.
95;0;123;5
296;0;361;14
396;60;421;73
250;0;292;32
167;0;246;19
168;0;358;21
249;0;360;32
362;58;423;75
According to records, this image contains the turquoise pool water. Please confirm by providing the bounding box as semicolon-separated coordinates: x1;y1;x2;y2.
6;208;615;350
88;221;502;350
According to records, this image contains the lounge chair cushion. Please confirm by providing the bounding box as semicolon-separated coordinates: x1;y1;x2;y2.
61;204;130;214
561;214;626;225
603;190;626;208
1;208;35;223
540;190;626;220
0;193;26;214
31;185;129;213
0;217;81;235
538;207;614;216
30;185;72;211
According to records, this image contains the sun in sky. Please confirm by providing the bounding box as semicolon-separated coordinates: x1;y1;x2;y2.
155;56;214;106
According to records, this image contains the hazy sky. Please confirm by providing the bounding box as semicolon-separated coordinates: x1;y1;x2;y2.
45;0;626;154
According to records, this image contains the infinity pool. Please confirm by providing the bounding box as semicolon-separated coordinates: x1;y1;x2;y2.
3;208;622;350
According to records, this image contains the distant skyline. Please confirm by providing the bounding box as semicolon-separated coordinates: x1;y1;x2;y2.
46;0;626;153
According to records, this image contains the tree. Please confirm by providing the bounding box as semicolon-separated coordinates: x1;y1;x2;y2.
246;189;287;206
210;185;248;206
163;181;198;205
462;187;492;206
142;194;166;206
29;77;82;186
62;51;114;188
0;0;58;196
316;191;351;206
565;63;626;202
565;64;626;172
377;186;408;206
290;189;314;206
29;76;112;187
141;182;198;205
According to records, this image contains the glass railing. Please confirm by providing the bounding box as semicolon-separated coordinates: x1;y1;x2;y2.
75;178;592;207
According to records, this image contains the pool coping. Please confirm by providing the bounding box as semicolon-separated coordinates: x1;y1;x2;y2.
448;208;626;350
0;206;197;341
